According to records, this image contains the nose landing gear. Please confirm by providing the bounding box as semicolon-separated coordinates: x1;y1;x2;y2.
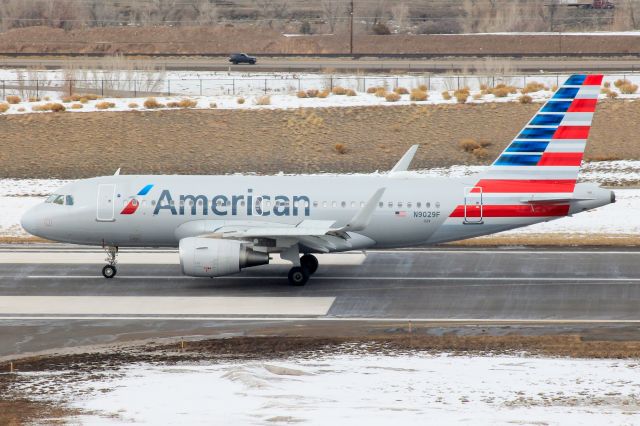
102;245;118;278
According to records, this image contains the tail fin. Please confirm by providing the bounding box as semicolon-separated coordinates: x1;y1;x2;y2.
478;74;603;194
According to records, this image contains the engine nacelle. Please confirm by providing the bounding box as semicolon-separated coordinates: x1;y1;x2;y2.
179;237;269;277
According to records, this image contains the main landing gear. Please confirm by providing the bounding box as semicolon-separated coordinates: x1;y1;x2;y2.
287;254;319;286
102;245;118;279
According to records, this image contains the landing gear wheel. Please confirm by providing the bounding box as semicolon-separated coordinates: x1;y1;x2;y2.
102;264;117;279
288;266;309;286
300;254;319;274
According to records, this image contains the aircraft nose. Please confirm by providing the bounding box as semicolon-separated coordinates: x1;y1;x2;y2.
20;207;40;236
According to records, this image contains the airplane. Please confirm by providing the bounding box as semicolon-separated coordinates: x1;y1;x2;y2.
20;74;614;286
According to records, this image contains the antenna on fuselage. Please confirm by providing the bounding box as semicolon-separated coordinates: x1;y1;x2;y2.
114;168;121;176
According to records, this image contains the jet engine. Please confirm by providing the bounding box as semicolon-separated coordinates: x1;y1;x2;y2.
179;237;269;277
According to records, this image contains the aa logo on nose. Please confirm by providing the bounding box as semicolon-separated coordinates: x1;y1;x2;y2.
120;184;154;215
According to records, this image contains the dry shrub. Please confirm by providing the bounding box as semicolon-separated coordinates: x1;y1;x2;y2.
61;96;72;103
6;95;20;104
306;89;319;98
492;87;510;98
128;102;139;108
375;87;388;98
603;81;611;88
32;102;65;112
619;82;638;94
28;97;40;102
144;97;163;109
479;83;488;91
71;103;83;109
178;99;198;108
551;85;558;92
166;101;180;108
459;138;480;152
418;84;428;91
332;86;347;95
472;147;489;159
521;81;547;94
385;92;401;102
82;93;100;100
614;79;626;88
607;91;619;99
454;89;469;103
79;97;89;104
0;103;9;113
95;101;115;110
366;86;379;94
296;90;307;98
334;143;347;154
256;95;271;105
394;87;409;95
209;102;217;108
519;95;533;104
318;90;330;98
410;89;428;101
441;91;452;100
237;97;245;104
346;89;357;96
455;87;470;96
479;140;492;148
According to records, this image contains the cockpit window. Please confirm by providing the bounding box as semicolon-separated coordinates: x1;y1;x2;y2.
45;194;73;205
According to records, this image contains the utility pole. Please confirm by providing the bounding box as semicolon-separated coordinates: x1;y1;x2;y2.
349;0;354;55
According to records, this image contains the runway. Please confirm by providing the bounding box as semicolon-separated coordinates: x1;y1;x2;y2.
1;245;640;357
2;56;640;72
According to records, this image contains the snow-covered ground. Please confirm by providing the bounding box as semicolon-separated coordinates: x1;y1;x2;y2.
2;162;639;239
1;70;639;111
25;353;639;425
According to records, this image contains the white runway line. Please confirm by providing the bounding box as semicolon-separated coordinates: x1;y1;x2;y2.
0;252;366;265
1;316;640;323
0;296;335;316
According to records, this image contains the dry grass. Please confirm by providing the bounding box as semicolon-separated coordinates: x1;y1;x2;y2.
490;84;517;97
521;81;547;94
28;97;40;102
296;90;307;98
385;92;401;102
346;89;357;96
410;89;428;101
70;103;83;109
306;89;319;98
95;101;115;110
255;95;271;105
17;107;25;112
166;101;180;108
331;86;347;95
128;102;139;108
418;84;428;91
607;90;619;99
459;138;480;152
237;97;245;105
61;96;72;103
32;102;65;112
472;147;489;158
209;102;217;108
519;94;533;104
6;95;20;104
144;97;163;109
454;88;469;103
619;82;638;94
366;86;379;94
0;103;9;113
334;143;347;154
394;87;409;95
472;93;482;100
441;91;452;100
318;89;330;98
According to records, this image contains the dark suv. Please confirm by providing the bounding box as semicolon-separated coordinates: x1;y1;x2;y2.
229;53;256;65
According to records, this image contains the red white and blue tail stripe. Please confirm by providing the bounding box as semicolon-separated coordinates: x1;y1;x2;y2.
448;74;603;225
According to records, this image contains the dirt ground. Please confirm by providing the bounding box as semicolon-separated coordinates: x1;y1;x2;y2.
1;26;639;55
0;100;635;179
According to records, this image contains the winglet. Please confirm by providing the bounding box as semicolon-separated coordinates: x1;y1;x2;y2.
333;188;386;232
389;145;419;175
114;168;121;176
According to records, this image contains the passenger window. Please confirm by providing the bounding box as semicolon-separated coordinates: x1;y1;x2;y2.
378;201;383;208
426;202;431;208
350;201;355;208
407;202;412;208
332;201;337;208
417;202;421;208
341;201;346;208
313;201;318;207
398;202;403;208
388;201;393;208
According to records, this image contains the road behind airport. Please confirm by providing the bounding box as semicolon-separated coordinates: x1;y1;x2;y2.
1;245;640;358
2;56;640;72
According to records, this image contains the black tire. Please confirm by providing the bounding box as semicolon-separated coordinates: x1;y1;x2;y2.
288;266;309;286
231;61;238;65
102;264;117;279
300;254;318;274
